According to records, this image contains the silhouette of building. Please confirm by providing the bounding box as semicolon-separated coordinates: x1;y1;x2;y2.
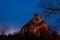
18;13;48;37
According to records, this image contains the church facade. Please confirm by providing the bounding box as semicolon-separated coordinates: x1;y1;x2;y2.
18;13;48;37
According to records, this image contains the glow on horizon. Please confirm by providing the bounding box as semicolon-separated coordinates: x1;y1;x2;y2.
5;29;19;35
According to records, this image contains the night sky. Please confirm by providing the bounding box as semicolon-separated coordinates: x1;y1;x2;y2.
0;0;60;34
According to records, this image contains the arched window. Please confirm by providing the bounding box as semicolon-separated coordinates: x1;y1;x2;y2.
36;18;39;22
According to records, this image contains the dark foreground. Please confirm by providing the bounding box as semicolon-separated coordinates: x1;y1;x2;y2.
0;34;60;40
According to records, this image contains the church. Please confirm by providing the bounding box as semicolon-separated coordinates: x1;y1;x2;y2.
18;13;48;37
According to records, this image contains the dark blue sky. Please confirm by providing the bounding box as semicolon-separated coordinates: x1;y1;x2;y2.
0;0;40;34
0;0;60;34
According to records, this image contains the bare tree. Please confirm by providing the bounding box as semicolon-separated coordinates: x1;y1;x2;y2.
38;0;60;21
57;18;60;22
1;24;9;35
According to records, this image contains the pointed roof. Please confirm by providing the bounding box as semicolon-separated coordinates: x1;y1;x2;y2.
18;13;48;35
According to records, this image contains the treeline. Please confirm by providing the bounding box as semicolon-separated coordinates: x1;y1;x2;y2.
0;26;60;40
